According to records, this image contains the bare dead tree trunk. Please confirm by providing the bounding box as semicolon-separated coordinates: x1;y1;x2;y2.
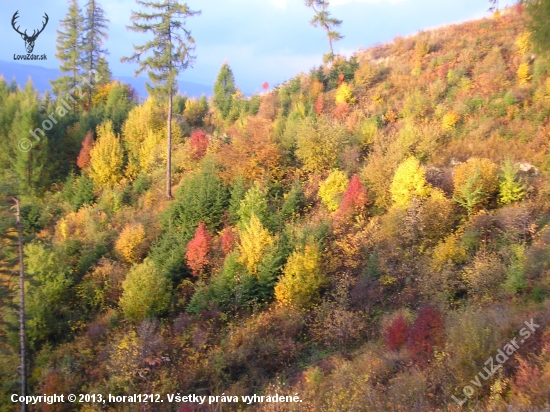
11;197;26;412
166;90;173;200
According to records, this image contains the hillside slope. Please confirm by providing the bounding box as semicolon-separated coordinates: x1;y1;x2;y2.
1;6;550;412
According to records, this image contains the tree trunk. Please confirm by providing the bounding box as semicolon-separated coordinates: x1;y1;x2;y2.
326;26;334;55
11;197;26;412
166;93;173;199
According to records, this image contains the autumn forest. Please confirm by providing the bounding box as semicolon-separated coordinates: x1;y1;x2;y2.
1;0;550;411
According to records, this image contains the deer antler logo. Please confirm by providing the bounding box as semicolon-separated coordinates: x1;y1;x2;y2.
11;11;49;54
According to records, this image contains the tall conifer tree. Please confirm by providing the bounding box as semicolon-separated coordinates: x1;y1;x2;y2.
51;0;84;98
122;0;200;199
213;63;236;120
305;0;343;62
82;0;110;108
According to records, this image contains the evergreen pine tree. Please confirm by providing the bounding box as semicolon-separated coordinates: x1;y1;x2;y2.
305;0;343;62
213;63;236;119
51;0;84;98
82;0;109;109
10;82;48;194
122;0;201;199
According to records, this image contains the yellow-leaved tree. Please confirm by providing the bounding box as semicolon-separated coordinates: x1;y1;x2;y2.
237;213;274;275
318;170;349;211
115;223;147;263
119;259;171;323
390;157;431;208
275;240;325;308
122;98;166;179
89;120;124;189
335;82;355;105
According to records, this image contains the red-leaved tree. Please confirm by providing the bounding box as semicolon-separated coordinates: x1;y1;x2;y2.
220;227;235;255
384;313;410;351
186;221;212;277
190;129;209;160
76;131;94;170
406;305;445;365
336;174;368;219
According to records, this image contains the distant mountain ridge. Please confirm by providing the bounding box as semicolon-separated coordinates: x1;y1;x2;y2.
0;60;213;98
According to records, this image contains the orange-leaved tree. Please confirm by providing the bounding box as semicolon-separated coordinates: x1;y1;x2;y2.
186;221;212;277
76;131;94;170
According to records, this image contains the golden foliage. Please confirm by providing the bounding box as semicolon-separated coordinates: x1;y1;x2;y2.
414;40;430;60
354;63;377;87
318;170;349;211
122;98;166;179
89;121;124;189
335;82;356;105
218;117;282;183
295;117;347;173
517;62;532;85
237;214;274;275
275;241;325;308
431;234;467;272
309;78;324;101
441;110;459;131
119;260;171;322
115;223;147;263
515;32;532;55
390;157;431;208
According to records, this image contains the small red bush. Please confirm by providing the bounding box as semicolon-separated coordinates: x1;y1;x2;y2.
384;313;410;351
190;129;209;160
406;305;445;365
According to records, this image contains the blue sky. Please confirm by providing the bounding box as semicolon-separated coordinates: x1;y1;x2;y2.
0;0;502;94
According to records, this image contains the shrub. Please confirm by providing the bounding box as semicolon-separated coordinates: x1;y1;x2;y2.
183;96;208;127
431;234;468;272
189;129;209;160
453;157;499;214
336;174;368;219
115;222;147;264
406;305;445;365
295;117;348;173
390;157;431;208
354;63;377;87
220;227;236;255
384;312;410;351
335;82;355;105
319;170;349;212
462;251;505;301
504;244;527;293
119;260;172;322
441;110;459;131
